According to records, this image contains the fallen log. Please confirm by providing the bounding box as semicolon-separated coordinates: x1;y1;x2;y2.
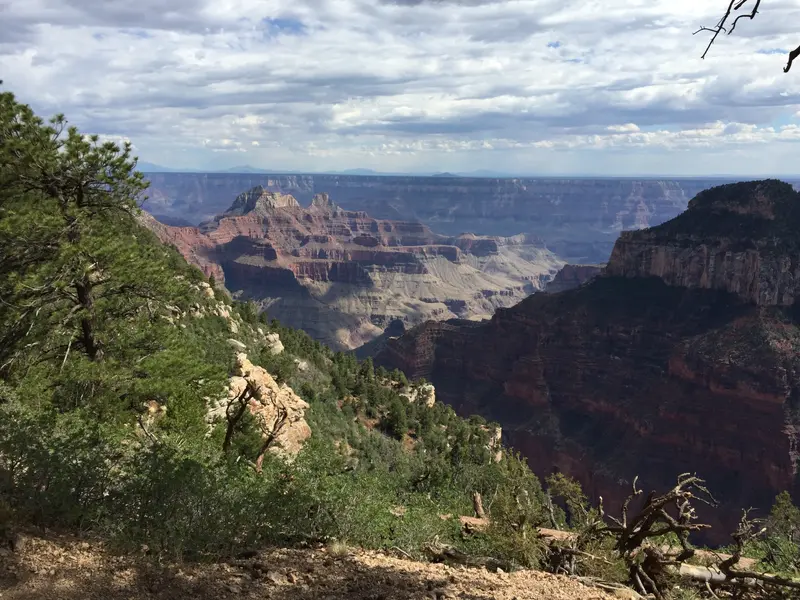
422;537;513;573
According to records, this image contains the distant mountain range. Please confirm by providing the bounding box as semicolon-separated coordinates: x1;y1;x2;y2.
137;162;800;180
136;162;515;178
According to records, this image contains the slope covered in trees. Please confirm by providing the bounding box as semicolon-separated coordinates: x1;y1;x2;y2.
0;89;550;565
2;90;800;599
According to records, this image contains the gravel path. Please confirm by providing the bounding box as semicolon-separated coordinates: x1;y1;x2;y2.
0;533;618;600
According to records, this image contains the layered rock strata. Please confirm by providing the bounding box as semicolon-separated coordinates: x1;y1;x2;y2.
144;173;740;263
375;180;800;539
144;187;564;349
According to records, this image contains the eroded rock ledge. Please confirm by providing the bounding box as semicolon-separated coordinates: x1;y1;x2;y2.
606;180;800;305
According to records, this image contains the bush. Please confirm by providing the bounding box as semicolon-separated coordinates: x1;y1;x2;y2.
745;491;800;575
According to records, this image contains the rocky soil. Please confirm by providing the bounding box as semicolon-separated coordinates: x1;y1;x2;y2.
0;533;616;600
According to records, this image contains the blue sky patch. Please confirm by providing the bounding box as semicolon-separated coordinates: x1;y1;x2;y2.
757;48;787;55
262;17;307;36
547;41;561;49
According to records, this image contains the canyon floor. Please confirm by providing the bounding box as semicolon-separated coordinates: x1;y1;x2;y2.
0;533;617;600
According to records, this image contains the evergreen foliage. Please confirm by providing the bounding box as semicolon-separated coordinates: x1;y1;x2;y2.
0;89;555;566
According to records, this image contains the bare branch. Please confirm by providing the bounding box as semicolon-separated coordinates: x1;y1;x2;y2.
785;45;800;73
699;0;798;73
728;0;760;35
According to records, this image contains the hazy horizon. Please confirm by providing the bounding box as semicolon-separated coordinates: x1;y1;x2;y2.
137;162;800;180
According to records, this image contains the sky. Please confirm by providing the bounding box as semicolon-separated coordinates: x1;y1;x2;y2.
3;0;800;176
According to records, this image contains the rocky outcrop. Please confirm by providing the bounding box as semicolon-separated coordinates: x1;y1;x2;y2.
144;187;564;350
143;173;742;263
606;180;800;306
545;264;604;293
375;180;800;541
400;382;436;408
264;332;284;355
207;352;311;460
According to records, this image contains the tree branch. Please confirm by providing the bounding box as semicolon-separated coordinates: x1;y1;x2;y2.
699;0;799;73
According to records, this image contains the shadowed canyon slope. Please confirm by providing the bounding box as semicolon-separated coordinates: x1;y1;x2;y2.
374;179;800;537
143;173;738;263
544;263;604;293
142;187;564;349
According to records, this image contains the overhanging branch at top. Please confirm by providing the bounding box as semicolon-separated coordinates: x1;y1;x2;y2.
695;0;800;73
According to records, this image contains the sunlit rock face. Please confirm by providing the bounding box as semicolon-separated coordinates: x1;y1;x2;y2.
143;187;564;350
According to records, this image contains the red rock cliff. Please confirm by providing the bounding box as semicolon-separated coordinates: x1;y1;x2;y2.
143;187;564;350
376;180;800;541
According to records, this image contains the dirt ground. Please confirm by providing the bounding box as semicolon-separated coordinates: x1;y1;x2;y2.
0;533;619;600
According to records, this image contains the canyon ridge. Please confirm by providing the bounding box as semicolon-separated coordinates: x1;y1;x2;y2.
374;179;800;538
142;173;744;264
141;186;563;349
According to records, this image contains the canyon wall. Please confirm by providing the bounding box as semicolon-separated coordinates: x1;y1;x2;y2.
375;180;800;539
544;263;604;293
143;187;564;350
143;173;740;263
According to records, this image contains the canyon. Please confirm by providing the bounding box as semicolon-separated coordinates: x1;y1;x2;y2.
142;187;563;350
544;263;604;293
374;179;800;539
142;173;739;263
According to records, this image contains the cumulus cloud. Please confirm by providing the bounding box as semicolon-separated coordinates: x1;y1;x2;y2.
2;0;800;174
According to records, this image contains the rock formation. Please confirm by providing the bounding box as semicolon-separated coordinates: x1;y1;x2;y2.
400;382;436;408
136;210;224;284
207;352;311;460
545;264;604;293
144;186;564;350
143;173;743;263
374;180;800;540
606;180;800;305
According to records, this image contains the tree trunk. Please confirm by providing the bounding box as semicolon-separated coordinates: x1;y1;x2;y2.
75;276;102;361
223;390;251;454
254;408;288;472
472;491;486;519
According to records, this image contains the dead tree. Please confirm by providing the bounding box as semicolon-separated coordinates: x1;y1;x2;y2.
542;493;611;577
472;491;486;519
254;405;288;472
600;473;717;599
696;0;800;73
716;510;800;594
223;383;255;454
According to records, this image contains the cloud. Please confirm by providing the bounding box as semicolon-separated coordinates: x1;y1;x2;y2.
2;0;800;175
607;124;640;133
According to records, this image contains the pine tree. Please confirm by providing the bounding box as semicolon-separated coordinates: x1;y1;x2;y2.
0;90;228;418
1;90;150;364
382;397;408;440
